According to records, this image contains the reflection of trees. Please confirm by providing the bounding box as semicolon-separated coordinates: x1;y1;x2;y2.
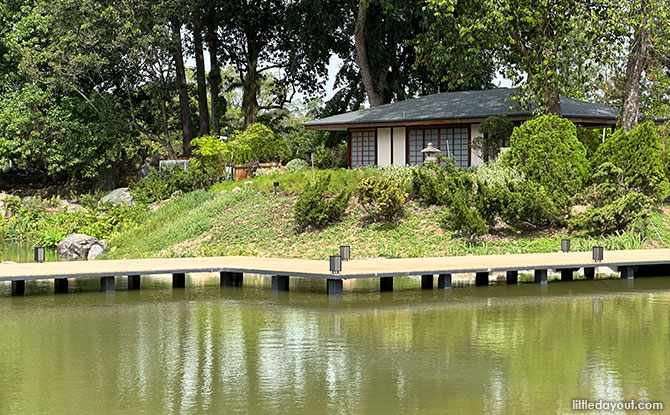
0;292;669;413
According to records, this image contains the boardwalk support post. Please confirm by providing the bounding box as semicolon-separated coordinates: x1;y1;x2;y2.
560;268;574;282
271;275;289;291
584;267;595;280
438;274;452;289
100;276;115;292
475;272;489;286
327;279;343;295
11;280;25;296
221;272;243;287
380;277;393;292
534;269;548;285
421;274;433;289
128;275;141;290
172;273;186;288
506;271;518;285
54;278;68;294
620;266;635;280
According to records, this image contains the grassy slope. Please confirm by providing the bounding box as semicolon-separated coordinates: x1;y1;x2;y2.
107;187;670;260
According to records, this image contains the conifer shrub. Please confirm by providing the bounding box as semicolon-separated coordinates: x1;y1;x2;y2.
355;176;407;221
506;115;589;212
293;175;350;231
593;122;669;201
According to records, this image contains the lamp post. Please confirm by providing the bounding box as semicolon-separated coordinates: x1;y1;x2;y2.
305;148;316;185
592;246;604;262
330;255;342;274
273;181;279;195
34;246;45;263
561;239;570;253
340;245;350;261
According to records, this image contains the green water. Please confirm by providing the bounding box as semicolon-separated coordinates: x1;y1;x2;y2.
1;274;670;414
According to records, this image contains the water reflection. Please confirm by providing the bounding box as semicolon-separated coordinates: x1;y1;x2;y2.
0;275;669;414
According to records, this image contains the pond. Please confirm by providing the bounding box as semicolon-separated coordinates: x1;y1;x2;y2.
1;270;670;414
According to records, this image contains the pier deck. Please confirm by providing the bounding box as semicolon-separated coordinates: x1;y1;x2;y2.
1;249;668;295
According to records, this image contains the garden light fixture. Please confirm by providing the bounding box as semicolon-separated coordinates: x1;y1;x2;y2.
561;239;570;253
592;246;604;262
330;255;342;274
34;246;45;263
340;245;350;261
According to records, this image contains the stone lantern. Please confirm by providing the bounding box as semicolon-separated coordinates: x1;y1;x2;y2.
421;142;441;163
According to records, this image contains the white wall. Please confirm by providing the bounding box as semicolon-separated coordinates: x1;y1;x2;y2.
377;128;392;166
470;123;484;167
392;127;406;166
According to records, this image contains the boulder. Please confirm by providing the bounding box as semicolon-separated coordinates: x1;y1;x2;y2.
87;244;105;260
100;188;134;206
66;204;89;214
139;161;152;178
57;233;107;260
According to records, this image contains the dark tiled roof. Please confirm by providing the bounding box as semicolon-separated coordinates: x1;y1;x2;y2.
304;88;616;127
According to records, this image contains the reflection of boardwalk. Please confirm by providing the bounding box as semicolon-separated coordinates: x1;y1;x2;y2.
1;249;669;295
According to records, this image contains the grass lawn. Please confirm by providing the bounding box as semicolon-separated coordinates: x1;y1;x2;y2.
106;185;670;260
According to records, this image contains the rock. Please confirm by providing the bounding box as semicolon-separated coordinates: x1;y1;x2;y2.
139;161;152;178
100;188;134;206
232;186;242;193
87;244;105;260
571;205;588;216
66;204;89;214
57;233;107;260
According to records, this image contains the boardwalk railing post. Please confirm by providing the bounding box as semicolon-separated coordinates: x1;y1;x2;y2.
100;276;115;292
506;271;518;285
271;275;289;291
421;274;433;289
475;272;489;286
327;279;343;295
172;273;186;288
128;275;141;290
437;274;452;289
380;277;393;292
534;269;548;285
11;280;25;296
54;278;68;294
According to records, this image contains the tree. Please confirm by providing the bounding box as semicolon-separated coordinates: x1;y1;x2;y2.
473;116;514;162
170;15;194;156
420;0;596;115
190;4;210;136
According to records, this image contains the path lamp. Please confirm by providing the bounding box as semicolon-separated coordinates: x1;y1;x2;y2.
421;142;441;164
592;246;604;262
306;148;316;185
330;255;342;274
273;181;279;195
340;245;350;261
561;239;570;253
34;246;45;263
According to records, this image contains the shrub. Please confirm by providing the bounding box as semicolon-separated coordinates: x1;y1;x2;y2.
576;126;602;158
593;122;670;201
285;158;309;173
506;115;589;211
569;192;652;234
473;115;514;162
293;175;350;231
190;135;224;182
314;143;348;169
222;123;290;165
355;176;407;221
130;166;207;204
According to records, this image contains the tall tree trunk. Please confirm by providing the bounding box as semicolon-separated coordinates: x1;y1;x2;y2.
171;19;194;157
546;85;562;116
207;25;221;136
192;9;210;136
242;40;260;128
621;26;650;131
353;4;388;107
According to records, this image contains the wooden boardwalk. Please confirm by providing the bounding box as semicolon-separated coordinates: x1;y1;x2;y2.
1;249;669;295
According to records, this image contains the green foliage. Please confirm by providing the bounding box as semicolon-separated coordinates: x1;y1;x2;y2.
222;123;290;165
507;115;589;211
576;126;602;158
129;167;207;204
355;176;407;221
191;135;224;182
473;115;514;161
569;192;652;234
285;158;309;173
293;175;350;231
409;162;488;235
593;122;670;201
314;143;348;169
